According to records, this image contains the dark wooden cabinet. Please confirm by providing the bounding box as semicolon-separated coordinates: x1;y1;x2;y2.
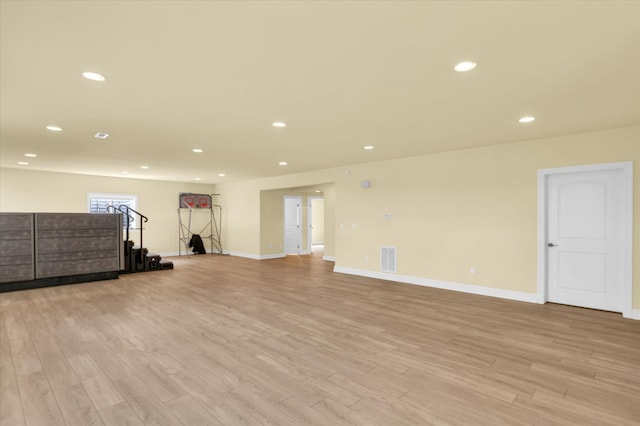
0;213;122;291
0;213;34;283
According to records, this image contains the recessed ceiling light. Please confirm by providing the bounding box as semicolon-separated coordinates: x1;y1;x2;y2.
518;116;536;123
24;153;37;158
192;148;203;153
122;171;129;174
218;173;226;177
272;122;286;128
454;61;477;72
17;161;29;166
195;177;201;181
315;190;321;193
140;165;149;169
278;161;288;166
82;71;106;81
46;125;62;132
363;145;374;150
94;132;109;139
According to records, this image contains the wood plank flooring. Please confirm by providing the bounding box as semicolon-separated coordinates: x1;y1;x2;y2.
1;252;639;425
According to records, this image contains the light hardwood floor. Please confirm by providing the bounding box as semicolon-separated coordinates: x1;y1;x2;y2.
1;252;639;425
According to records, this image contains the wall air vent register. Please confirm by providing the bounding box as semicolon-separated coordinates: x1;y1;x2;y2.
380;246;397;273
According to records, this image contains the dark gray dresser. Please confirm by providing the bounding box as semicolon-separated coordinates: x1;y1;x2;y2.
0;213;34;283
0;213;122;292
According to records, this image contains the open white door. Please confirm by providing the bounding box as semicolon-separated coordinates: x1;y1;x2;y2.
538;162;633;316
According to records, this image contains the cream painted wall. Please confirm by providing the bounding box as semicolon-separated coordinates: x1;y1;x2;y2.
217;125;639;309
0;168;216;255
260;189;284;255
322;185;335;258
311;198;325;244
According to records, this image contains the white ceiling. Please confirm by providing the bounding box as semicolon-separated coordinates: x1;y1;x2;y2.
1;1;639;184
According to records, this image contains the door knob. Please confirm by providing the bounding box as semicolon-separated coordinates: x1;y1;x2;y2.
547;243;557;247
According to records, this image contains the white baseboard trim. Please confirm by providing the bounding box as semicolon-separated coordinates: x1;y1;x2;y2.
221;251;286;260
333;266;538;304
260;253;287;260
626;309;640;320
322;256;336;262
222;250;260;260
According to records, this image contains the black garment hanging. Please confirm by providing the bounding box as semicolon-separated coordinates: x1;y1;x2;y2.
188;234;207;254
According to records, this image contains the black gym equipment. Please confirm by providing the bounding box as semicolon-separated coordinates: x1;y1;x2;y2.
112;205;174;274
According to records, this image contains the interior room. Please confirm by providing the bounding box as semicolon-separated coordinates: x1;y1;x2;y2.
1;1;639;425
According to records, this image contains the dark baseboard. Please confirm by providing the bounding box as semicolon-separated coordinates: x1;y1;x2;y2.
0;271;119;293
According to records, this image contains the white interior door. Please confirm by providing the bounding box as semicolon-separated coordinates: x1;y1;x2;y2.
546;168;626;312
284;197;301;255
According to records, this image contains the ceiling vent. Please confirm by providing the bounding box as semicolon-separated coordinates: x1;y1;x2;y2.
380;246;397;273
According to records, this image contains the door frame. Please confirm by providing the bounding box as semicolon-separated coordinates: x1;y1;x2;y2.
537;161;633;318
283;196;303;255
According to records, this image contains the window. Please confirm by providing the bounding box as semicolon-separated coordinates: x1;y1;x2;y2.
88;192;138;228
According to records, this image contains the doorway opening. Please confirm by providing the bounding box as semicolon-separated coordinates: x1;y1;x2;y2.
308;196;324;255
